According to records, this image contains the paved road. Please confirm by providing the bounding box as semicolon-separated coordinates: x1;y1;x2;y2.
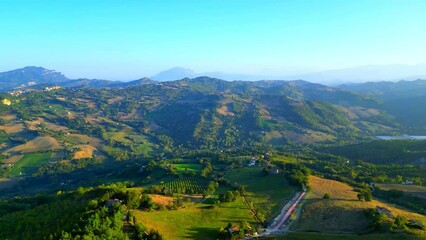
246;187;306;239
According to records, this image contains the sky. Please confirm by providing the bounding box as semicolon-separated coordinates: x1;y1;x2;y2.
0;0;426;80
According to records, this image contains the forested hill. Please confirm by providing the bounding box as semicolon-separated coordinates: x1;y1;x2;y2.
0;76;398;149
339;79;426;128
1;73;425;240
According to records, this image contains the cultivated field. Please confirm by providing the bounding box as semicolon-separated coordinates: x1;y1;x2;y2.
45;122;69;131
0;113;17;121
376;183;426;199
174;163;202;173
161;176;209;194
24;118;44;130
24;117;68;131
2;155;24;164
0;124;25;134
9;152;52;176
6;136;62;154
306;175;358;200
65;134;103;147
73;145;96;159
103;130;154;156
149;194;174;206
291;176;426;234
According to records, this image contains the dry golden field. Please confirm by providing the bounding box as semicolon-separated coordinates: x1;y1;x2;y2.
0;124;25;134
291;176;426;234
6;136;62;154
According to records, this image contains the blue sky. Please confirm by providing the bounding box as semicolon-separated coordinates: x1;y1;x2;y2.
1;0;425;80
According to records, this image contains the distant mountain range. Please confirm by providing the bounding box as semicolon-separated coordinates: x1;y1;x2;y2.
150;64;426;84
1;65;426;91
0;66;156;91
150;67;273;82
3;66;426;140
293;64;426;85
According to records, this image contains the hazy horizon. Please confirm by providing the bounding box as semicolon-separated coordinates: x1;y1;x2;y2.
1;0;426;81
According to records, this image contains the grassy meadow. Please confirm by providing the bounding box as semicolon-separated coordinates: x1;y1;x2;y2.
134;197;255;240
226;167;297;221
9;152;52;176
174;163;202;173
290;175;426;236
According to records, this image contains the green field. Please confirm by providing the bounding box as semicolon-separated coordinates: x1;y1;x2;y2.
9;152;52;176
126;134;156;156
377;183;426;199
226;167;297;221
174;163;202;173
105;132;155;156
105;131;130;143
134;197;256;239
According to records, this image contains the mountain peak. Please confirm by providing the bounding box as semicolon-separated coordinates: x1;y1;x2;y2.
151;67;196;81
0;66;69;90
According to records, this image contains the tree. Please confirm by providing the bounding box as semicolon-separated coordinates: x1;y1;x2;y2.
200;162;213;177
204;181;219;197
140;193;155;211
323;193;331;199
126;190;141;209
357;188;372;201
219;191;238;202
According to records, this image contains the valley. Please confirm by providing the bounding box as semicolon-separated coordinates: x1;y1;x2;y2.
0;71;425;239
3;0;426;239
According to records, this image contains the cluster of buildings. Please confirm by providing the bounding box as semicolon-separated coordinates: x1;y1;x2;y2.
44;86;62;91
247;152;273;167
7;85;62;97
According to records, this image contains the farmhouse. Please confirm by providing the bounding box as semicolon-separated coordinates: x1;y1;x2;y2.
376;206;394;218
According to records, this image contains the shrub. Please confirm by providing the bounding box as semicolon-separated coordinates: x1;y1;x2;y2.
323;193;331;199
